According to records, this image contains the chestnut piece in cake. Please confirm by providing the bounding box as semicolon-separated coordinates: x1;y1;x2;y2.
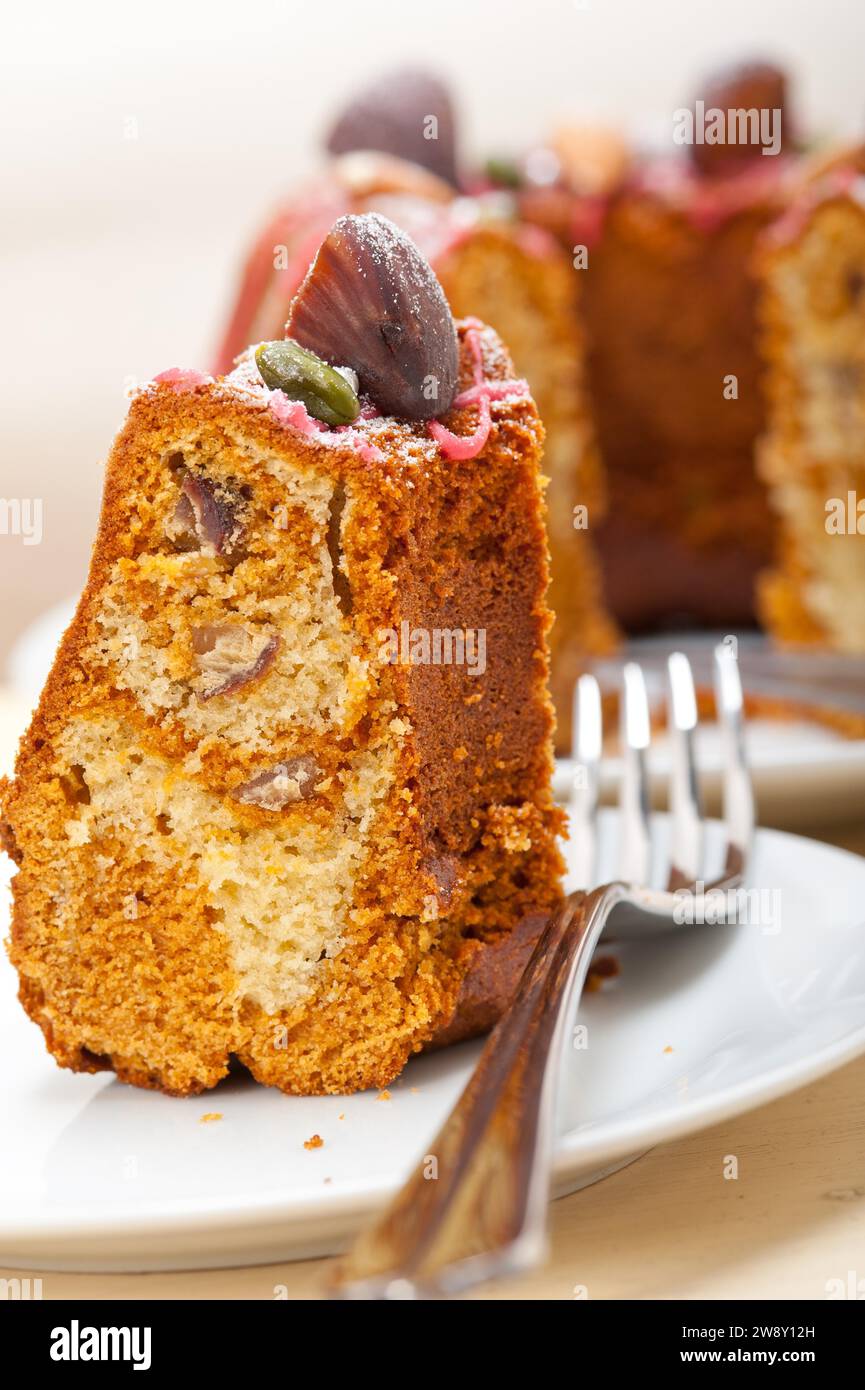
0;221;563;1097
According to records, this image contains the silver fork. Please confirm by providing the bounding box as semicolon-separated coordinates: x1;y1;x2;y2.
328;643;754;1300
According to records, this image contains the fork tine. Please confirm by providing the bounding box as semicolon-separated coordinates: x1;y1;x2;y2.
666;652;702;888
618;662;652;883
569;673;602;888
713;641;754;880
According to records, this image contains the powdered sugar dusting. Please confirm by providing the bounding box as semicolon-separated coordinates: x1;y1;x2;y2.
267;386;384;461
351;211;434;323
204;321;529;477
152;367;213;392
268;391;324;436
452;377;530;408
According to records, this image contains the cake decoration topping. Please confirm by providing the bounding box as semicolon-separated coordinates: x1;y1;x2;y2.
153;367;212;392
429;321;530;461
254;339;360;426
286;212;459;421
325;68;459;187
267;393;326;437
265;390;383;464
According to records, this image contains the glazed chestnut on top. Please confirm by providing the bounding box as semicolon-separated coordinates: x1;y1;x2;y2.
285;212;459;421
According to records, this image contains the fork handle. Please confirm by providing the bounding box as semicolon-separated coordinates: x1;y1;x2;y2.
329;883;628;1300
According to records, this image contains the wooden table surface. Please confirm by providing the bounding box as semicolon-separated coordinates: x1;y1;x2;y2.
4;821;864;1302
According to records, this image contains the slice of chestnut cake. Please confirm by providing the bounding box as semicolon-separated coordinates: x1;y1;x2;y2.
1;213;564;1096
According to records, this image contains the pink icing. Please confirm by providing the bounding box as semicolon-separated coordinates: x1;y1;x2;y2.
429;396;492;460
153;367;212;392
452;377;530;409
335;430;384;464
269;391;324;434
428;325;530;461
631;155;791;233
268;390;383;462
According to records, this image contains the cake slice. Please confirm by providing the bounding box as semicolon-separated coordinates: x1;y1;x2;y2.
756;161;865;650
215;150;618;749
0;214;564;1096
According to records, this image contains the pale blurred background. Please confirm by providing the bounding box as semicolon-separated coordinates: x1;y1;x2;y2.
2;0;864;672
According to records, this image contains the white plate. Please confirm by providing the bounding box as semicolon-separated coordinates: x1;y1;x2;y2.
2;811;865;1273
